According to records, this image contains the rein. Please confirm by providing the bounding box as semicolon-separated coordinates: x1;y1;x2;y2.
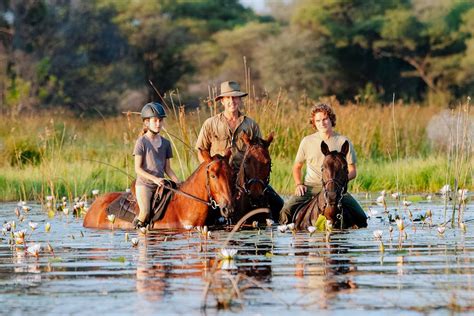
159;160;220;209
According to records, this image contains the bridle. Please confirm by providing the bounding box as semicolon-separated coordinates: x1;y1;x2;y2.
321;156;348;228
161;159;226;211
236;143;271;197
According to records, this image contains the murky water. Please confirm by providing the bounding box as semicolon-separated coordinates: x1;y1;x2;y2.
1;195;473;315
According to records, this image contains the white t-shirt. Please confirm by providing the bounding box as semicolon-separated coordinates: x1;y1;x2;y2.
295;132;357;187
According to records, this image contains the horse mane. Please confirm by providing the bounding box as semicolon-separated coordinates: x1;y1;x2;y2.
181;154;226;188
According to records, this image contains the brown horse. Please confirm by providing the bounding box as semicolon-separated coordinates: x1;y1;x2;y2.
232;132;274;224
83;150;234;230
294;140;358;229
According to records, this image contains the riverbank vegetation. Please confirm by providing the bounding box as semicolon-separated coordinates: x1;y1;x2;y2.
0;95;471;201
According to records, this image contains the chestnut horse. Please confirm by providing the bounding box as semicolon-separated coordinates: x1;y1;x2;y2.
83;150;234;230
294;140;359;229
231;132;274;224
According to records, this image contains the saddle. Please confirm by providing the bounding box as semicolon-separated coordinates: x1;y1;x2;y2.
293;195;322;230
105;180;178;224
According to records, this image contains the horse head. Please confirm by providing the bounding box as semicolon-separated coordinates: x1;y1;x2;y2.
200;149;234;219
320;140;349;226
237;132;274;206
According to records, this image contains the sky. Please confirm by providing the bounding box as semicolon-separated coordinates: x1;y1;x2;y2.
239;0;270;14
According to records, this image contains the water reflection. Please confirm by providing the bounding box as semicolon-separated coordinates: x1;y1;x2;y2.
290;234;358;308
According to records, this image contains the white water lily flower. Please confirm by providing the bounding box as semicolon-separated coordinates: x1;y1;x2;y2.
307;226;316;234
326;220;333;232
391;192;401;199
29;221;38;230
219;248;238;259
367;208;378;217
107;214;116;224
396;218;404;231
4;222;11;232
376;195;385;206
131;238;139;246
440;184;451;195
220;259;237;270
426;195;432;201
373;230;383;239
266;219;274;226
287;223;295;231
45;222;51;232
403;200;412;207
437;226;446;235
92;189;100;196
27;243;41;257
62;196;67;202
277;225;287;233
458;189;468;202
46;195;54;201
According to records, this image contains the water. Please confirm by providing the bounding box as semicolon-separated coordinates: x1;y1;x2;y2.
1;195;473;315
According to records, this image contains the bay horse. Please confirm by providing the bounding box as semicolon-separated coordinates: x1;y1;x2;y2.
83;150;234;230
231;132;274;224
294;140;362;229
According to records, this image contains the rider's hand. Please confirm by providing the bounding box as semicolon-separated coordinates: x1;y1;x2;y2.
154;178;165;187
295;184;306;197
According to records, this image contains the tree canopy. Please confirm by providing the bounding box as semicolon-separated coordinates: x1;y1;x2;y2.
1;0;473;114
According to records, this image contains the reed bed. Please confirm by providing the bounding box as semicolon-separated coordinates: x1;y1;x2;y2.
0;95;471;201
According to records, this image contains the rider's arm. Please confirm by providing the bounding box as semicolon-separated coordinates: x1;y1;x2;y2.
196;119;212;163
348;163;357;181
134;155;164;186
164;159;180;183
292;162;306;196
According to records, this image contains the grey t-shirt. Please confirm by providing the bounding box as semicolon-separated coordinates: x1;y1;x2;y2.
295;132;357;187
133;135;173;186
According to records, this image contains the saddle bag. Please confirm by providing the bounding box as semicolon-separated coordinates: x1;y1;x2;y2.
106;192;137;223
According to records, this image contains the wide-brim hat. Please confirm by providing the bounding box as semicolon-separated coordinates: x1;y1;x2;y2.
215;81;248;101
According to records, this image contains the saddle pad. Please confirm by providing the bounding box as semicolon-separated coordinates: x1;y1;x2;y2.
106;192;137;223
293;195;321;229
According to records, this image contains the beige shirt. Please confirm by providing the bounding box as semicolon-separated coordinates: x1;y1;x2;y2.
295;132;357;187
195;112;261;169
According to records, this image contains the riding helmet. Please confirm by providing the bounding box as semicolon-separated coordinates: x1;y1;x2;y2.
140;102;167;120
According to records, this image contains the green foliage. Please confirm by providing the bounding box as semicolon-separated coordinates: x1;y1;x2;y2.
4;138;42;167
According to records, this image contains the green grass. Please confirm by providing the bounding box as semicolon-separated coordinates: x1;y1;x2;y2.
0;98;472;201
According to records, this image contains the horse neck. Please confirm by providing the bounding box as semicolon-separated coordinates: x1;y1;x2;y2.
179;163;208;200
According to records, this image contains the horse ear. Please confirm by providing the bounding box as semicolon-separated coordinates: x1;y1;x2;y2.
200;149;212;163
242;132;251;146
263;131;274;147
340;140;349;156
321;141;330;156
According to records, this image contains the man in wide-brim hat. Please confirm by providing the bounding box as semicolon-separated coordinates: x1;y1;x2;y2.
196;80;283;220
